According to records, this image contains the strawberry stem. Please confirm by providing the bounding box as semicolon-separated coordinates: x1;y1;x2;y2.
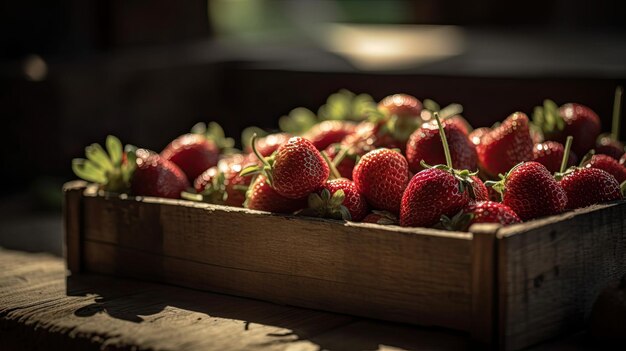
612;86;623;141
321;151;341;179
434;112;453;169
249;133;271;168
560;136;573;173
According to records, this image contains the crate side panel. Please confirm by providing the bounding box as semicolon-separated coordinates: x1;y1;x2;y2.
83;240;471;330
500;202;626;350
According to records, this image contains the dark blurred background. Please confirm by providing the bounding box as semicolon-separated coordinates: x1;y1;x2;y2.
1;0;625;255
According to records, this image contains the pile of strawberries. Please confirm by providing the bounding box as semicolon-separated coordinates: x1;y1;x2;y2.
73;88;626;231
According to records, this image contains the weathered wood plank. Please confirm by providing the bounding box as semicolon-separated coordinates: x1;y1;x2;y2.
62;180;87;273
79;193;474;331
497;201;626;350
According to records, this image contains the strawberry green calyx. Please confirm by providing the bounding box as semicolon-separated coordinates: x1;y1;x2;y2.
484;162;525;200
192;121;236;153
181;170;228;204
300;188;351;220
438;210;474;232
553;136;575;180
279;107;317;135
72;135;136;193
532;99;565;138
319;89;381;122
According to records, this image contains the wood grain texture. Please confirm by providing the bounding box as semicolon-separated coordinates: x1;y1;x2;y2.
0;248;477;351
62;180;87;273
78;192;474;331
497;201;626;350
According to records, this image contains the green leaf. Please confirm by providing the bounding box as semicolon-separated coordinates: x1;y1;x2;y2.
308;193;325;210
181;191;204;202
72;159;107;184
423;99;441;112
85;143;113;171
241;127;267;150
279;107;317;135
330;189;345;207
239;165;262;177
191;122;207;135
339;206;352;221
106;135;123;167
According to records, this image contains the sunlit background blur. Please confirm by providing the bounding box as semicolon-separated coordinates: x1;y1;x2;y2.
1;0;625;254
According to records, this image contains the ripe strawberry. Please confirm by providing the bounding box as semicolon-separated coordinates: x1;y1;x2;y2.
305;179;368;221
470;176;490;201
161;133;219;182
439;201;521;231
245;175;307;214
468;127;490;147
477;112;534;179
131;149;190;199
559;168;623;209
406;118;477;173
532;141;577;173
362;211;398;225
465;201;521;226
243;136;330;199
400;168;471;227
445;115;472;136
582;154;626;184
353;148;410;214
378;93;423;118
488;162;567;221
303;120;355;151
557;103;601;156
193;156;254;207
596;135;625;160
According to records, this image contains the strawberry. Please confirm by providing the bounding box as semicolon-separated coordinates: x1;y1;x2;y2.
302;120;356;151
362;211;398;225
131;149;190;199
161;122;235;182
439;201;521;231
192;156;254;207
304;179;369;221
406;118;477;173
477;112;534;179
468;127;490;147
378;93;423;119
400;112;480;228
445;115;473;136
582;154;626;184
400;168;471;227
596;136;625;160
465;201;521;226
72;135;136;193
470;176;490;201
243;136;330;199
245;175;306;214
488;162;567;221
353;148;410;214
532;141;577;173
559;168;623;209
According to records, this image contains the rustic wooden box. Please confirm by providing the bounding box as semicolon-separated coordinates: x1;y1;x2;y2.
63;180;626;350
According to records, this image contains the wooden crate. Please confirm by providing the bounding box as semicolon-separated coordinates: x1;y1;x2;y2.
63;181;626;350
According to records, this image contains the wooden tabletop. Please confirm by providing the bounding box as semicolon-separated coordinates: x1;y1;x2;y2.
0;248;591;351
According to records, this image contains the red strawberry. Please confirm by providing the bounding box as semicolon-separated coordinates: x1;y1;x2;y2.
582;154;626;184
468;127;490;147
244;136;330;199
488;162;567;221
245;133;291;157
362;211;398;225
464;201;521;226
596;135;625;160
531;141;577;173
353;148;410;214
378;93;423;118
400;168;471;227
324;143;356;179
131;149;190;199
559;168;623;209
406;118;477;173
302;120;356;151
306;179;369;221
193;157;254;207
477;112;534;179
557;103;601;156
161;133;219;182
245;175;306;214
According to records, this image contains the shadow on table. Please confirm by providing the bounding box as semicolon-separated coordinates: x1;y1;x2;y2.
66;274;471;351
